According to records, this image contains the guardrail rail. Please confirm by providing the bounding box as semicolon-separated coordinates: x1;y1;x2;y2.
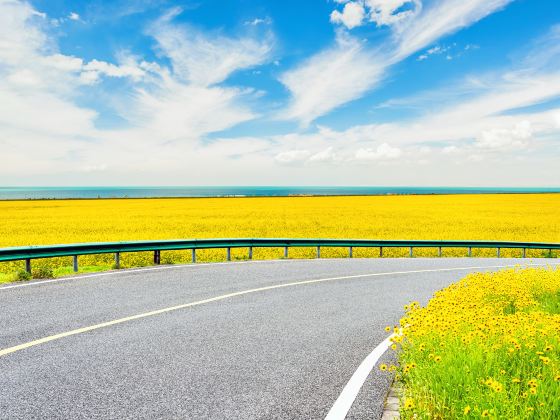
1;239;559;274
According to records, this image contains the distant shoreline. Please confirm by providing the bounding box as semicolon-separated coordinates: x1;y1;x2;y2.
0;188;560;202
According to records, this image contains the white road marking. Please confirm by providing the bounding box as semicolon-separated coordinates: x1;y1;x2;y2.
324;261;560;420
325;336;393;420
1;262;558;358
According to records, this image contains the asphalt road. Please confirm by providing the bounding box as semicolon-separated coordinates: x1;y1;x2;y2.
1;258;557;419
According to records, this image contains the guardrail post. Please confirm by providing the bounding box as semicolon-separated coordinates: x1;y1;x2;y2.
248;247;253;259
154;250;160;265
438;247;442;257
549;248;553;258
227;247;231;261
25;258;31;274
191;249;196;263
115;252;120;269
522;248;526;258
73;255;78;272
284;246;288;258
409;247;413;258
349;246;353;258
317;246;321;258
468;247;472;258
497;248;500;258
379;247;383;258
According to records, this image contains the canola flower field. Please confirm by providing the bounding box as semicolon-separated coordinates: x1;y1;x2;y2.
387;267;560;419
0;193;559;281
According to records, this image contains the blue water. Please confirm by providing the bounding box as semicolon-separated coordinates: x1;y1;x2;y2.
0;186;559;200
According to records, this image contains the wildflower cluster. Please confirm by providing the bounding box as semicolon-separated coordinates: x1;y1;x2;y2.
385;267;560;419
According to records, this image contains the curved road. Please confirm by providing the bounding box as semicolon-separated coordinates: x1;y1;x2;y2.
1;258;557;419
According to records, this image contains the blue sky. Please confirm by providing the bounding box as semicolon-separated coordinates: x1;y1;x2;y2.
1;0;560;186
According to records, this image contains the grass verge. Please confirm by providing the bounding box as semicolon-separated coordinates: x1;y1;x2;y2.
0;265;114;284
383;267;560;419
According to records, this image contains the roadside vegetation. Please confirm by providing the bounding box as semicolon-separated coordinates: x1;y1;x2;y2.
388;267;560;419
1;194;559;282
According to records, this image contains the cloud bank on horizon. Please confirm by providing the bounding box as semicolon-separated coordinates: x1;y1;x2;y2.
1;0;559;186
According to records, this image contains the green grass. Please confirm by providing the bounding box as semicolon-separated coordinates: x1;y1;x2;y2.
0;264;115;284
537;289;560;314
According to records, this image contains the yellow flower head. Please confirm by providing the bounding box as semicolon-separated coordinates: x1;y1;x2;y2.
404;398;415;410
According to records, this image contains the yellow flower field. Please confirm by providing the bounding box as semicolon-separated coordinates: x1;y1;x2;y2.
392;267;560;419
0;193;559;280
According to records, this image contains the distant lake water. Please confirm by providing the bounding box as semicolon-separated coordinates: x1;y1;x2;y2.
0;186;559;200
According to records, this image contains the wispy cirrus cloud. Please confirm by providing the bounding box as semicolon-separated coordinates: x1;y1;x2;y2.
148;8;273;86
393;0;511;59
278;33;385;126
278;0;513;125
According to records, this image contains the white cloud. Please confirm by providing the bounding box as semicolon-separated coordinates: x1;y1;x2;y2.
555;112;560;128
278;34;385;125
355;142;402;161
81;59;146;83
82;164;108;173
366;0;420;27
308;146;339;163
0;0;47;65
148;8;273;86
416;45;452;61
244;17;272;26
68;12;80;21
126;81;256;140
476;121;533;151
330;2;366;30
395;0;512;59
331;1;419;29
274;150;311;164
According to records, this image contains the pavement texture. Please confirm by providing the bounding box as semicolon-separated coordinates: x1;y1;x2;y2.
1;257;558;419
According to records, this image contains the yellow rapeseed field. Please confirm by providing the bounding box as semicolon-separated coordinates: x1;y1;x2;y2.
0;193;558;279
390;267;560;419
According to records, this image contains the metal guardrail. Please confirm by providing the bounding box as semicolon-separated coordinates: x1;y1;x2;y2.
1;239;559;274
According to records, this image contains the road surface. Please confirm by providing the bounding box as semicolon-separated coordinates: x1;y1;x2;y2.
1;258;557;419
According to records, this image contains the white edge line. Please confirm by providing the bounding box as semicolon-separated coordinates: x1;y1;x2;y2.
325;335;393;420
324;261;560;420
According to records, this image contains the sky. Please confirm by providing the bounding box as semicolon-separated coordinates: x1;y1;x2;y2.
1;0;560;186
